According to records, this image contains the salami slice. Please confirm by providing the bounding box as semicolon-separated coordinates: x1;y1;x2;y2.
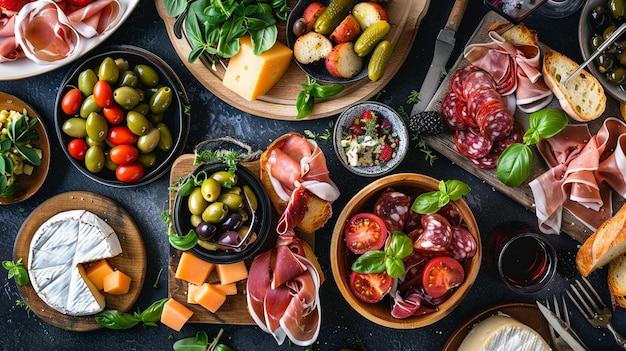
450;65;482;98
447;226;477;261
454;128;493;159
462;69;497;99
438;203;462;227
441;92;471;130
413;214;452;253
373;188;411;232
466;87;502;121
469;151;500;169
475;100;514;141
404;208;422;233
469;121;523;169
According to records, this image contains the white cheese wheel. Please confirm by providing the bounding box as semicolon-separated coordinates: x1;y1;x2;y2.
28;210;122;316
458;314;551;351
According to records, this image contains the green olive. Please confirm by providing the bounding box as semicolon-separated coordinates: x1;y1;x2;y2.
134;64;160;87
190;214;203;228
188;187;208;216
78;69;98;97
126;111;152;136
114;58;129;72
131;102;151;116
242;185;258;211
597;53;616;73
200;178;221;202
79;95;103;118
148;113;164;124
98;57;120;85
608;66;626;84
196;240;218;251
137;152;157;168
156;122;173;151
604;24;618;41
86;136;105;148
136;128;161;153
211;171;237;187
103;150;118;171
218;193;243;211
609;0;626;21
590;34;605;51
237;208;249;222
225;186;242;195
118;70;138;88
62;117;87;138
618;49;626;65
113;86;140;110
85;145;105;173
135;88;146;102
149;86;173;114
86;112;108;142
201;201;228;223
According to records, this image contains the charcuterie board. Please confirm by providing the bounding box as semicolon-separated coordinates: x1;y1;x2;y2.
167;154;315;324
424;11;624;244
155;0;428;120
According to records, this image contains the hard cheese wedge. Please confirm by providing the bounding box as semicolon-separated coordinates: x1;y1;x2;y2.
161;298;194;331
175;251;214;286
222;35;293;101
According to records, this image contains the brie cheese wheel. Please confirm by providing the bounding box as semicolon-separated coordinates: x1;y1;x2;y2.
28;210;123;316
458;314;551;351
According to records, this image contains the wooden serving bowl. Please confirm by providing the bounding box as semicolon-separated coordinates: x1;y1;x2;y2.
330;173;481;328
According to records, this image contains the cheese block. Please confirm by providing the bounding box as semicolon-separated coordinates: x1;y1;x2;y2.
28;210;122;316
457;314;551;351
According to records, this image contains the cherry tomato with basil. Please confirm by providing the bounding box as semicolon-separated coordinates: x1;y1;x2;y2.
103;104;124;125
109;144;139;165
116;162;144;183
93;80;113;108
61;88;83;115
349;271;392;303
344;213;387;254
107;126;137;145
67;138;88;160
422;256;465;299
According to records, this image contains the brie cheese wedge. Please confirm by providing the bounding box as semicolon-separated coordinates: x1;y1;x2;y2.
458;314;551;351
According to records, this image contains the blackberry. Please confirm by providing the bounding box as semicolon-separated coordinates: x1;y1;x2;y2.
408;111;447;135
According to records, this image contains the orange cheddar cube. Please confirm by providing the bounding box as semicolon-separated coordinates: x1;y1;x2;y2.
187;283;202;304
175;251;214;286
216;261;248;285
85;259;115;291
195;283;227;313
213;282;237;296
103;270;132;295
160;298;194;332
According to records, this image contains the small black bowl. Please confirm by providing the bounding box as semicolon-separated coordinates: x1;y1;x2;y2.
172;161;272;264
54;45;190;187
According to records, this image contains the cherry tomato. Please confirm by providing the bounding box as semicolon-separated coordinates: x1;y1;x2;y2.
344;213;387;254
93;80;113;108
61;88;83;115
422;256;465;299
109;144;139;165
349;271;392;303
107;126;137;145
116;162;144;183
103;104;124;125
67;138;88;160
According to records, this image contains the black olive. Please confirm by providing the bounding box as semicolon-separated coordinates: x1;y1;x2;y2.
608;66;626;84
597;53;616;73
220;212;243;230
590;6;612;35
196;221;217;240
292;18;308;37
591;34;605;51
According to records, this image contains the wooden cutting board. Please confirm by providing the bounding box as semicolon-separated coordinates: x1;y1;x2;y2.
424;11;624;244
167;154;315;325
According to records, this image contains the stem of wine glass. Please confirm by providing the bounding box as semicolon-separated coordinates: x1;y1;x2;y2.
537;0;585;18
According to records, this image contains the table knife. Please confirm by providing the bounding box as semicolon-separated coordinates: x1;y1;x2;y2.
536;301;590;351
410;0;469;116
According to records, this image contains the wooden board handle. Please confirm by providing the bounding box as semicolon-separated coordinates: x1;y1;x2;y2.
446;0;470;32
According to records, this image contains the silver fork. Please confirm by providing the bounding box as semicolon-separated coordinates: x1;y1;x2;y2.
566;276;626;349
545;294;574;351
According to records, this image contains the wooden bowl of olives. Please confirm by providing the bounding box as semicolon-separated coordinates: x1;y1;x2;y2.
54;45;190;187
172;161;272;264
579;0;626;103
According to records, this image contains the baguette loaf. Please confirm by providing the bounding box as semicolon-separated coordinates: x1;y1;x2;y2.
576;204;626;277
488;23;538;46
542;49;606;122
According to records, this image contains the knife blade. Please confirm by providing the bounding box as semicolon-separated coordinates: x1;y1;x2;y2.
410;0;469;116
536;301;590;351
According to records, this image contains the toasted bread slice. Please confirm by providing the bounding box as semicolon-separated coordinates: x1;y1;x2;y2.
293;31;332;64
609;255;626;296
542;49;606;122
489;22;538;46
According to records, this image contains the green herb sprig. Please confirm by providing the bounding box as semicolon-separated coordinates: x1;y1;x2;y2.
496;109;568;187
95;298;168;330
296;75;344;119
411;179;470;215
173;329;235;351
2;258;29;286
351;231;413;278
1;109;41;197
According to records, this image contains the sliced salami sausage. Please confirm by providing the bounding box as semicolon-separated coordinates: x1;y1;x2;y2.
447;226;477;261
493;120;523;153
454;128;493;159
373;188;411;233
404;208;422;233
441;92;470;131
462;69;497;98
438;203;462;227
475;100;514;141
450;65;482;98
469;148;500;169
466;87;502;121
413;213;452;254
455;96;477;128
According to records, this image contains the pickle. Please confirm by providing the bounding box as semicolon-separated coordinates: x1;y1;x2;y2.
368;40;393;82
354;20;390;57
313;0;353;35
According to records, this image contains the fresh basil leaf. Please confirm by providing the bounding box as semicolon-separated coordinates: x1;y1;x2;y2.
437;192;450;209
164;0;188;17
139;298;168;325
496;143;533;187
392;232;413;259
531;109;568;139
173;337;209;351
296;90;314;119
250;25;277;55
3;155;12;174
411;190;441;214
95;310;140;330
1;260;13;270
214;345;235;351
15;145;40;166
351;250;386;273
169;230;199;251
0;138;11;152
385;256;405;278
445;179;471;201
311;83;343;99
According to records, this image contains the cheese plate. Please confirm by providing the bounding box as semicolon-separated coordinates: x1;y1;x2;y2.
13;191;146;331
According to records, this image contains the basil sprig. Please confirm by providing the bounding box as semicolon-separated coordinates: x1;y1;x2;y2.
351;231;413;278
496;109;568;187
2;258;29;286
296;75;344;119
411;179;471;215
95;298;168;330
173;329;235;351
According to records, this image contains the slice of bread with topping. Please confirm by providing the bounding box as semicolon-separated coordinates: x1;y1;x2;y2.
488;23;538;46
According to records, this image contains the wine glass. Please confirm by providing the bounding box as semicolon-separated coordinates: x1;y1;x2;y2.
483;0;584;23
537;0;585;18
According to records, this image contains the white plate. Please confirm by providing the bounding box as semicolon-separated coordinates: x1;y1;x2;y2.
0;0;140;81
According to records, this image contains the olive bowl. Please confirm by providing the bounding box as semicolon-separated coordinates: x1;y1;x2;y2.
54;45;190;187
330;173;481;329
172;161;272;264
333;101;408;177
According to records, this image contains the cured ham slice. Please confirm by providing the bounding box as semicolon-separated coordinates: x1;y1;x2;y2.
66;0;121;38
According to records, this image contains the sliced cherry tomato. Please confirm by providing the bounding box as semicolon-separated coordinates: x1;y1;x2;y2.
115;162;144;183
344;213;387;254
422;256;465;299
61;88;83;115
93;80;113;108
109;144;139;165
107;126;137;145
67;138;88;160
349;271;392;303
103;104;124;125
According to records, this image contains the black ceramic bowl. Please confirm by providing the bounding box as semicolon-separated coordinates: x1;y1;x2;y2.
172;161;272;264
54;45;190;187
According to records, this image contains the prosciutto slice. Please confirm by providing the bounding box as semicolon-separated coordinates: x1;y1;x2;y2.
67;0;121;38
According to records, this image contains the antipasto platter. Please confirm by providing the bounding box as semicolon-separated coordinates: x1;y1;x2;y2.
155;0;428;120
423;11;624;244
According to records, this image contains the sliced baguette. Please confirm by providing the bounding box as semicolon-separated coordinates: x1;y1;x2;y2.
609;255;626;296
488;22;538;46
576;204;626;277
293;31;333;64
542;49;606;122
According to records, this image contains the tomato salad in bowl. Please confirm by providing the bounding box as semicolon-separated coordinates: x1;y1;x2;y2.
330;173;481;328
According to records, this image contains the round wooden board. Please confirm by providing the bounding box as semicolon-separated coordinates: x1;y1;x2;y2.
13;191;147;331
155;0;430;120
